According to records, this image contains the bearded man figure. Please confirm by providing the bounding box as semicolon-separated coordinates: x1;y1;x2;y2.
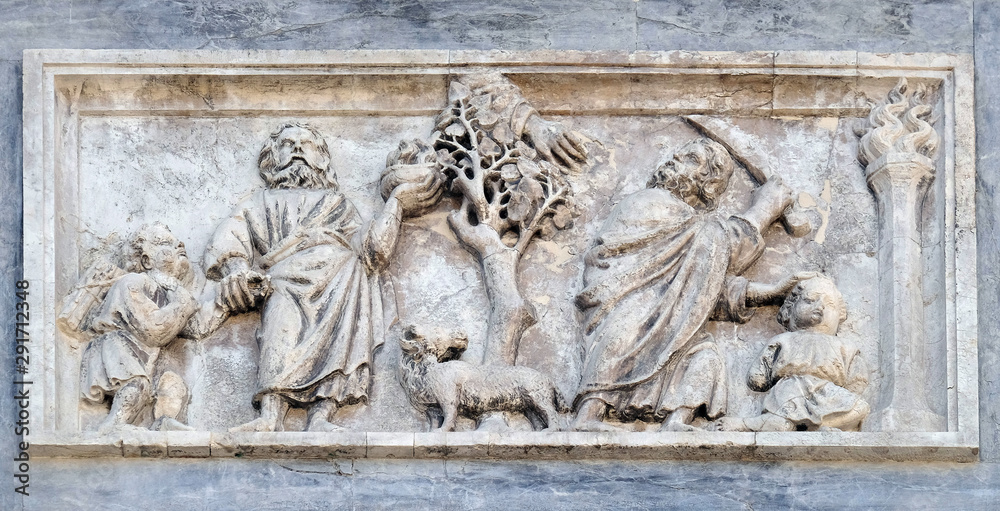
207;123;441;432
571;138;811;432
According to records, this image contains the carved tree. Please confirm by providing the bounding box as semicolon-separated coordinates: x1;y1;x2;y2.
428;80;577;365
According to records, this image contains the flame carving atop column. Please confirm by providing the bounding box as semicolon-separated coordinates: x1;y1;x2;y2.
859;79;939;168
858;78;944;432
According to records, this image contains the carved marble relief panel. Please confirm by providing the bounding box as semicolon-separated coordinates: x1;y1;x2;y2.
23;50;977;461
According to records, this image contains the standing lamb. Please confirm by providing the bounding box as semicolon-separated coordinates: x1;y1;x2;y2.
398;325;568;432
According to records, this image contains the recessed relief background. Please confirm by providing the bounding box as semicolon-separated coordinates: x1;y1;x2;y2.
65;110;925;432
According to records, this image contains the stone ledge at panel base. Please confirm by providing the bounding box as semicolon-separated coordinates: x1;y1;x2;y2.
30;431;978;462
211;432;368;459
414;431;492;458
163;431;212;458
366;432;416;459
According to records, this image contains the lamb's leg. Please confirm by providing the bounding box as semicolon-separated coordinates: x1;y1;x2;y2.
533;390;563;432
435;389;461;432
426;409;443;431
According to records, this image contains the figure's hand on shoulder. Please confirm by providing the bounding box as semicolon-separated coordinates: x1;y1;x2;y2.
524;114;587;171
776;271;818;296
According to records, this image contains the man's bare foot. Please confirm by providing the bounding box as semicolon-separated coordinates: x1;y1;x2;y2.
231;394;288;432
659;406;700;432
153;417;194;432
229;417;278;433
306;418;345;433
97;422;144;436
572;420;624;432
709;417;752;432
660;419;700;432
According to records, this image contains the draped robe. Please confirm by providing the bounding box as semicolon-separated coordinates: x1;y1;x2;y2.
81;273;180;403
205;188;388;407
574;188;765;421
751;332;869;429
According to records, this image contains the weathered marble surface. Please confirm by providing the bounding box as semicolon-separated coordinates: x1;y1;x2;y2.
24;51;975;461
27;457;1000;510
974;1;1000;469
1;1;998;510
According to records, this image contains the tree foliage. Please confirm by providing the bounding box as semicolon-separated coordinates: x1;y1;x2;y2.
430;80;575;254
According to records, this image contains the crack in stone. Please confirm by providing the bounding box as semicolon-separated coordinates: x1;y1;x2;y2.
276;462;353;477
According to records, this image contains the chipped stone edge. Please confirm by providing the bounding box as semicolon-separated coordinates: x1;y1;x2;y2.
29;431;978;462
22;50;978;462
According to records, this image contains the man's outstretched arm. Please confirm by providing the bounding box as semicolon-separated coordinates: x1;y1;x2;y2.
360;172;443;273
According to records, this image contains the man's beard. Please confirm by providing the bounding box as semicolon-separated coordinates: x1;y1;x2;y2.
266;161;337;190
175;256;194;288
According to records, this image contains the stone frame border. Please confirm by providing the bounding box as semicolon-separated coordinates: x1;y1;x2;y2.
22;50;978;461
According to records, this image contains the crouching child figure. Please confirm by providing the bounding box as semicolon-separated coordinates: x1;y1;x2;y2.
62;222;255;434
712;275;870;432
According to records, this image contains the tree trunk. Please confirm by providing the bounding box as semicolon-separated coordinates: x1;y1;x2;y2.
447;210;537;366
479;247;536;365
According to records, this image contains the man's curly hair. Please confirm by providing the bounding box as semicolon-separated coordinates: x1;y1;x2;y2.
777;275;848;331
127;222;172;272
648;137;735;210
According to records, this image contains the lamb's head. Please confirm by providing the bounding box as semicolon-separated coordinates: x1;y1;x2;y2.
400;325;468;363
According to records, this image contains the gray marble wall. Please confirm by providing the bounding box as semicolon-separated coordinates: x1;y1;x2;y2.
2;1;997;509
